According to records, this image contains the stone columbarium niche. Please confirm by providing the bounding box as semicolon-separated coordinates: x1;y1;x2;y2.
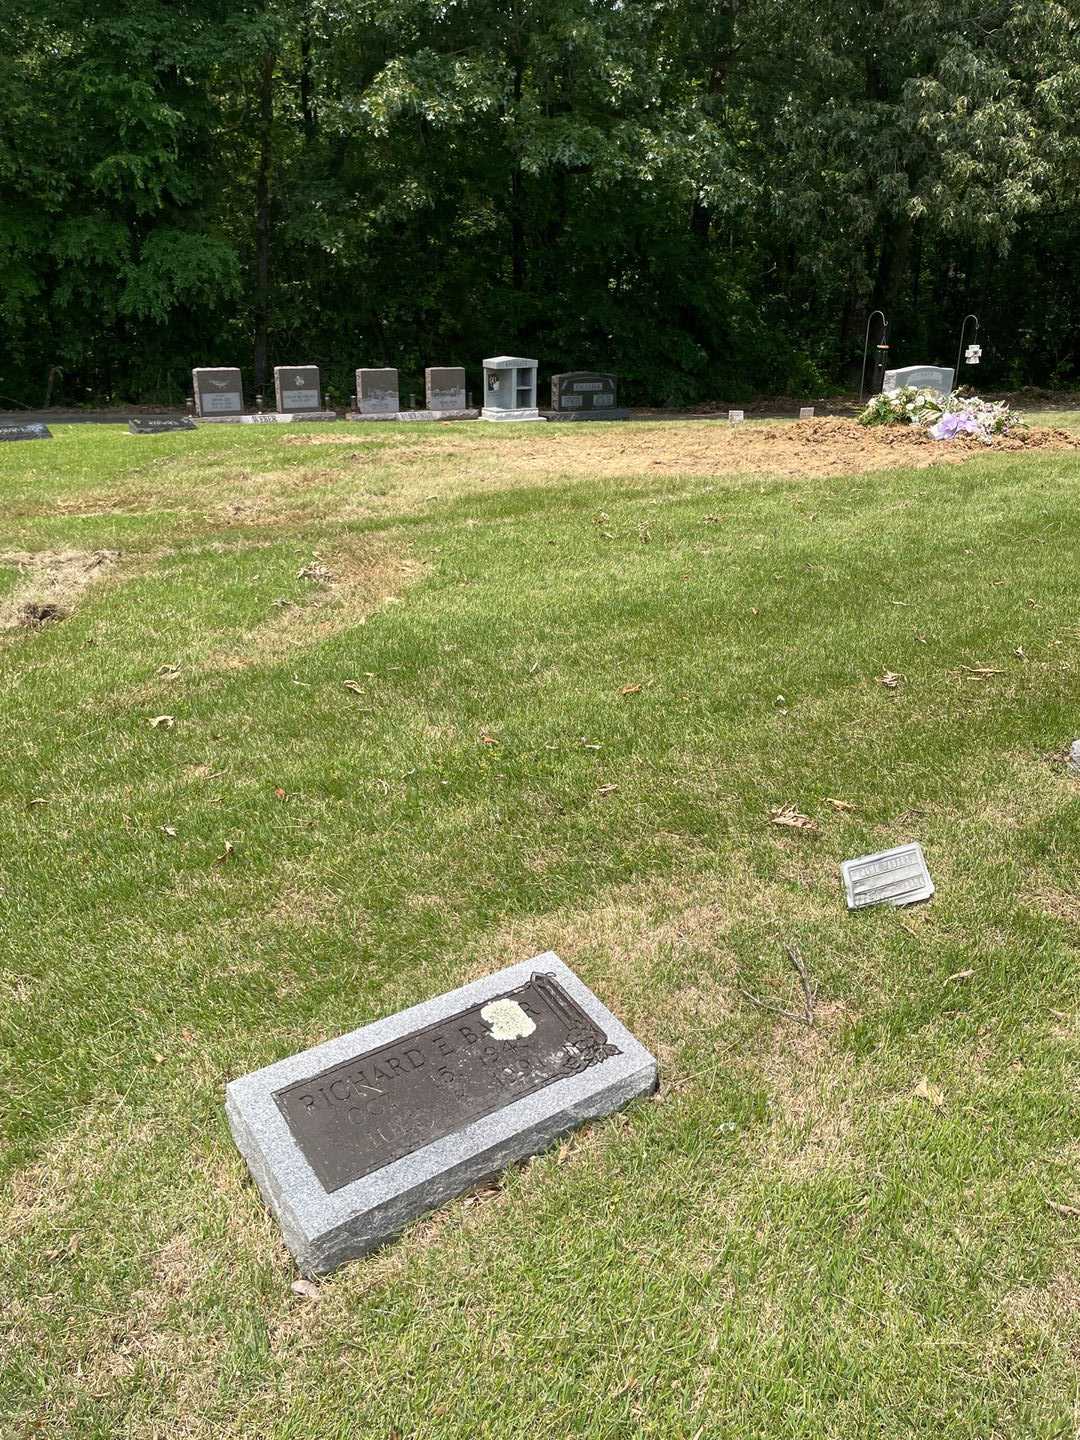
481;356;541;422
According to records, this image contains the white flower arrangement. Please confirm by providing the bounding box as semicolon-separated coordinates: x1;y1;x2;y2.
859;386;1025;445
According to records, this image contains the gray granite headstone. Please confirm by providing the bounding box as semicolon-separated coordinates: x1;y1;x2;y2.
274;365;321;413
0;422;52;442
226;952;657;1274
883;365;955;394
192;367;243;416
1068;740;1080;775
356;368;400;415
425;367;467;411
550;372;628;421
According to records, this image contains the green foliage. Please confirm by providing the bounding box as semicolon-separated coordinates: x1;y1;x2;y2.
1;0;1079;403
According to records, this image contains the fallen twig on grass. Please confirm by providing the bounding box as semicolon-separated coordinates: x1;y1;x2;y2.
740;944;817;1028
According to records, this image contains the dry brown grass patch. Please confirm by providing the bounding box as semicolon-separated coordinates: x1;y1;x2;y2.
0;548;119;631
200;534;424;670
467;862;840;1063
745;1001;860;1178
1027;886;1080;926
1001;1268;1080;1355
279;416;1080;490
266;875;348;928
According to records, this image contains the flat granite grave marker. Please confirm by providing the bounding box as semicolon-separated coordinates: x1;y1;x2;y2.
226;952;656;1274
0;422;51;442
193;367;244;417
883;364;955;395
356;368;400;415
842;843;934;910
128;417;197;435
549;372;629;421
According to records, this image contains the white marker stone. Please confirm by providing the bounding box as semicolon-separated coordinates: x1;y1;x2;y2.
842;843;934;910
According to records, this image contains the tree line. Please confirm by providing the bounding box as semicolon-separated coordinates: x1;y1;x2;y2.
2;0;1078;408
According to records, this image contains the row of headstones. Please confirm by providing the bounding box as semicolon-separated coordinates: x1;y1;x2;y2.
192;359;629;421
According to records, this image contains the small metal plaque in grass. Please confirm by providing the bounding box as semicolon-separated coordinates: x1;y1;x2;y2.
842;843;934;910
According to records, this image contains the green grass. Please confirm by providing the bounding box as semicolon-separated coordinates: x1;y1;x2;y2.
1;419;1079;1439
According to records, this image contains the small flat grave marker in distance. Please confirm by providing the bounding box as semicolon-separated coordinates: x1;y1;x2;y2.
0;423;52;442
842;843;934;910
128;417;197;435
226;952;657;1275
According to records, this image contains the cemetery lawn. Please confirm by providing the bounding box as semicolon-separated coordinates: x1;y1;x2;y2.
3;418;1080;1440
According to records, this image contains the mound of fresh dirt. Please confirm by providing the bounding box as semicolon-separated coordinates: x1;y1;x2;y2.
283;414;1080;485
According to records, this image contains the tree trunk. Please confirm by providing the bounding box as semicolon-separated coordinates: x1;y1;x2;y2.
253;48;274;392
872;217;912;315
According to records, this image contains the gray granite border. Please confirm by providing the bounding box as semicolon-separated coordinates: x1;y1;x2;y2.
542;410;631;422
343;409;480;422
226;953;657;1274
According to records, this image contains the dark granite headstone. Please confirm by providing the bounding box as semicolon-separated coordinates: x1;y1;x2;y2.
274;365;321;413
0;423;52;442
192;367;244;416
128;417;197;435
356;368;400;415
425;367;467;411
549;372;628;420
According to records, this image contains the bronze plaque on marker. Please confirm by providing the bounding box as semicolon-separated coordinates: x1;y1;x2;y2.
274;974;621;1192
